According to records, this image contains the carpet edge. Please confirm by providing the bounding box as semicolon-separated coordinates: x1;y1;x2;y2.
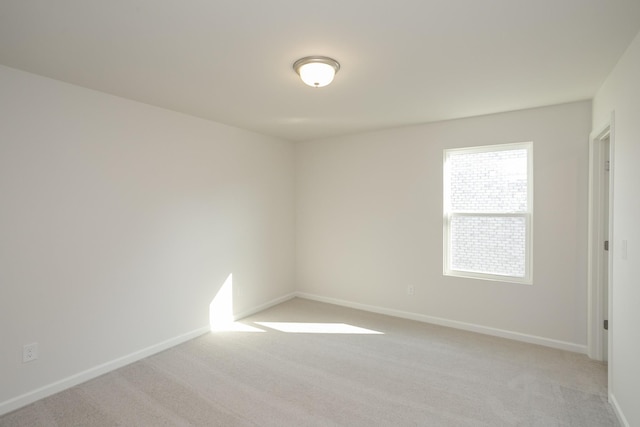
296;292;587;354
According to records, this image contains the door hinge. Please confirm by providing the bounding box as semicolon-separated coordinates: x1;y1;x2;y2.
604;319;609;330
604;240;609;251
605;160;610;171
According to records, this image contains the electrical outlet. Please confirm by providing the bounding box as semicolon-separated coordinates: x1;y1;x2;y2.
407;285;415;296
23;343;38;363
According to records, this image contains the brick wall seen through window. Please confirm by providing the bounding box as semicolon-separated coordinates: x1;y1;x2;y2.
443;143;532;283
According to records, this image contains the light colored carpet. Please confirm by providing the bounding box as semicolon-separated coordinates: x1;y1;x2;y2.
0;298;618;426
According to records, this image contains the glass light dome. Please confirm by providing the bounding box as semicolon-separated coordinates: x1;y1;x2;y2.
293;56;340;88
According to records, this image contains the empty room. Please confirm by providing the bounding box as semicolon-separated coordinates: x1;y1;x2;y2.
1;1;639;426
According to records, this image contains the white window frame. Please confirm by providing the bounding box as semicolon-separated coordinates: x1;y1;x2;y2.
443;142;533;284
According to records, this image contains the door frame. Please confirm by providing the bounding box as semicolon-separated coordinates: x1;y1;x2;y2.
587;115;614;364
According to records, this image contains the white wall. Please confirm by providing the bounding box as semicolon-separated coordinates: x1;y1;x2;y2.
296;101;591;350
0;65;295;412
593;30;640;427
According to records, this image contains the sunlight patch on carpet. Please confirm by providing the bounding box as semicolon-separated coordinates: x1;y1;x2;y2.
255;322;384;334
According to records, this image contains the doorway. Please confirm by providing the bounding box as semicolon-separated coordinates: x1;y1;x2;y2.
587;124;613;363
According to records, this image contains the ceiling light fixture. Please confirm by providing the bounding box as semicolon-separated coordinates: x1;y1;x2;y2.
293;56;340;88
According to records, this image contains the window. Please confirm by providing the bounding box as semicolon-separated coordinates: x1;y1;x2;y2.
443;142;533;284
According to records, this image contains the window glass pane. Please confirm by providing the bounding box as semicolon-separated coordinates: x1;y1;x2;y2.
450;215;526;277
449;149;527;213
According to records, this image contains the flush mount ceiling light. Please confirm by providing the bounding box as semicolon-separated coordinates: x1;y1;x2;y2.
293;56;340;88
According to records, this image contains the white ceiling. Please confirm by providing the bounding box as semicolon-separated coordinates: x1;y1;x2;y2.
1;1;639;142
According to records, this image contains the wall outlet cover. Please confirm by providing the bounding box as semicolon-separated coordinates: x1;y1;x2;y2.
23;343;38;363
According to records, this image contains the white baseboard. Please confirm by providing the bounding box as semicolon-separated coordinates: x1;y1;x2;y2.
610;392;629;427
0;326;211;417
296;292;587;354
0;292;296;417
233;292;297;321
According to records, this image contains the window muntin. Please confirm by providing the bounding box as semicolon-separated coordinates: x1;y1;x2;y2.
443;142;532;283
